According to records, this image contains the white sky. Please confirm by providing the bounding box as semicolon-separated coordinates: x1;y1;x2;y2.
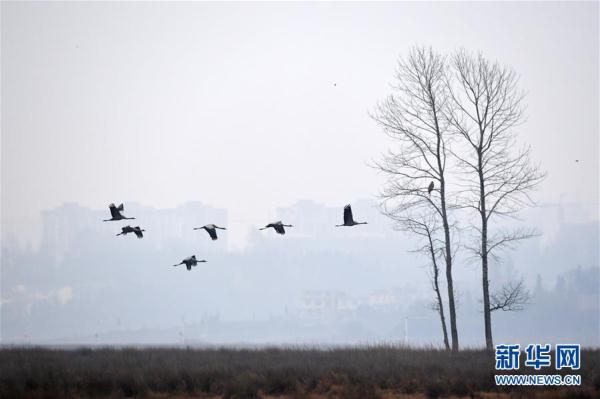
2;1;598;249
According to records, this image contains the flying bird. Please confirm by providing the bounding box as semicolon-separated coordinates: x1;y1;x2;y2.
116;225;145;238
173;255;206;271
132;226;145;238
259;221;293;235
194;224;227;240
428;181;434;195
336;204;367;227
103;203;135;222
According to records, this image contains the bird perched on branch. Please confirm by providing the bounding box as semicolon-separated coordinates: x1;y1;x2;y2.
116;225;145;238
173;255;206;271
336;204;367;227
260;221;293;235
194;224;227;240
103;203;135;222
428;181;434;195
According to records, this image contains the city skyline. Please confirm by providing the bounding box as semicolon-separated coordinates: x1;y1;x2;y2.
2;198;598;346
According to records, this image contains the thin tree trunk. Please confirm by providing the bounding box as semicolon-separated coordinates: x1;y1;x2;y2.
435;278;451;351
427;232;450;351
440;184;458;351
432;95;459;352
481;217;493;349
478;153;493;350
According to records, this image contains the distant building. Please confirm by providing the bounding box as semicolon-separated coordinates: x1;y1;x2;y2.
299;289;405;318
39;201;228;260
131;201;228;250
368;289;398;307
300;290;359;317
40;203;106;262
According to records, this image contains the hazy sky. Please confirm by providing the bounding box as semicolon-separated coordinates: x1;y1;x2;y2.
2;1;598;249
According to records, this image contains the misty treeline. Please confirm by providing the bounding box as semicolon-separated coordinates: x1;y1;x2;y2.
372;47;545;351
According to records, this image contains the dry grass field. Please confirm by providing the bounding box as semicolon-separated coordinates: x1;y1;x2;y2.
0;346;598;398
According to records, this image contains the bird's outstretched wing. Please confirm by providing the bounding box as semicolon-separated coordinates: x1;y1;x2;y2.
133;227;144;239
205;226;218;240
109;204;120;219
343;205;353;225
274;224;285;235
117;203;124;211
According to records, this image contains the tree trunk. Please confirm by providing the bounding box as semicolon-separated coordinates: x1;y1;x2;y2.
481;220;493;349
428;233;450;351
440;179;459;351
434;265;451;351
478;158;493;350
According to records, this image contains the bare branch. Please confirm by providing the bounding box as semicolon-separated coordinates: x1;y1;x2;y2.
489;280;530;312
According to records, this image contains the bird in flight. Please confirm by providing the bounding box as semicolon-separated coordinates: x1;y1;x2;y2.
428;181;434;195
335;204;367;227
103;203;135;222
116;225;145;238
194;224;227;240
173;255;206;271
336;205;367;227
260;221;293;235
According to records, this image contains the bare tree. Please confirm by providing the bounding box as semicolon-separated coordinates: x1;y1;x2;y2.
446;50;545;349
408;216;450;351
383;207;451;350
372;46;459;351
489;279;530;312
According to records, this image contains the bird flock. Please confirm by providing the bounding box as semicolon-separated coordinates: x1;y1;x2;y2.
102;180;437;269
101;198;384;270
